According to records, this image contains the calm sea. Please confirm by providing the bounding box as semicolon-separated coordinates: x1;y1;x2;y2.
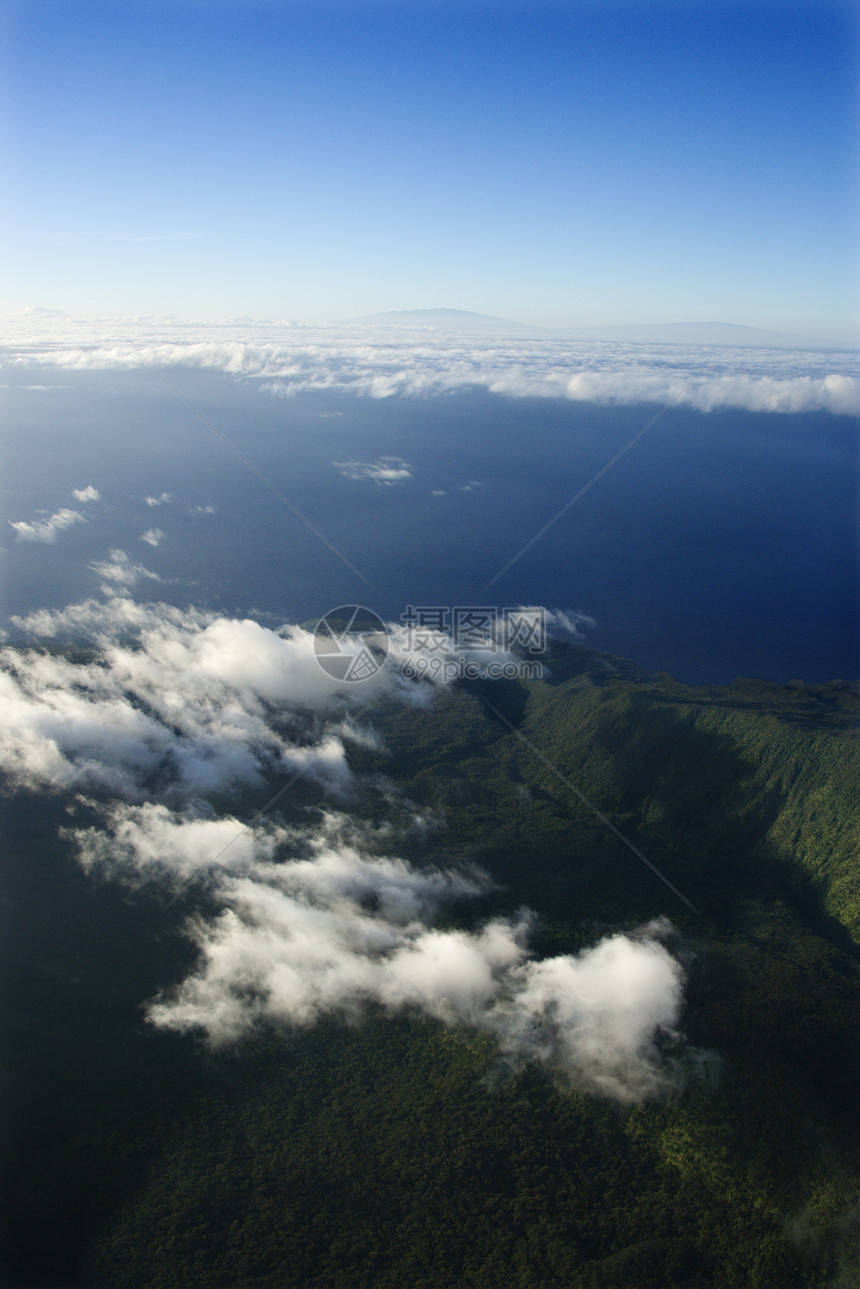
2;367;857;684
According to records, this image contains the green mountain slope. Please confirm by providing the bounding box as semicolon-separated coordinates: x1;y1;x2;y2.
358;655;859;943
2;653;858;1288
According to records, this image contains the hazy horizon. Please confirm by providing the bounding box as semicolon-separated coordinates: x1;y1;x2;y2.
3;2;857;332
6;305;858;348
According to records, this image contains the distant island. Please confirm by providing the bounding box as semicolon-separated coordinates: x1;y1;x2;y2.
343;306;550;334
342;308;825;348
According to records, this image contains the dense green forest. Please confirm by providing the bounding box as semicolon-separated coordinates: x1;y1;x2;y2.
2;645;858;1287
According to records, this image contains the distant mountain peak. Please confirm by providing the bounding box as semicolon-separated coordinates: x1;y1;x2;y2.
343;308;547;335
16;306;70;319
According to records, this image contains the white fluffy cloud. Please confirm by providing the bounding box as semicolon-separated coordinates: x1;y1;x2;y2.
8;506;84;543
89;548;162;593
540;607;597;642
155;885;685;1101
1;597;390;800
10;594;199;641
145;492;172;507
1;319;856;413
489;924;685;1100
70;800;291;884
2;589;595;799
2;590;695;1101
67;802;686;1100
140;528;164;547
7;484;100;543
335;457;413;484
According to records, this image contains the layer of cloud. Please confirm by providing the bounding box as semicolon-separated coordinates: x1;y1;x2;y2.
68;803;686;1101
9;483;102;542
1;596;395;801
89;548;162;593
8;506;84;543
1;321;856;413
2;589;593;800
335;456;413;484
9;594;198;641
2;589;696;1101
541;607;597;643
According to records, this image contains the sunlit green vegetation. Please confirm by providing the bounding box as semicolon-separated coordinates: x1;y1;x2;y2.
2;647;858;1287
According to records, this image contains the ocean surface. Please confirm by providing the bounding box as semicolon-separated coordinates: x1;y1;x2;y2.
2;366;857;684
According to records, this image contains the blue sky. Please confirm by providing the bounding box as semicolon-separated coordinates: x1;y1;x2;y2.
2;0;857;330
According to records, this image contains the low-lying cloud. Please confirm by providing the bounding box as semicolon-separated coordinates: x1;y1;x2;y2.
9;484;101;543
2;594;394;801
2;587;696;1101
89;548;162;593
335;456;413;484
9;506;84;543
2;320;856;414
1;589;544;800
68;803;686;1101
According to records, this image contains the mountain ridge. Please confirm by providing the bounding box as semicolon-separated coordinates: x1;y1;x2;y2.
342;308;831;348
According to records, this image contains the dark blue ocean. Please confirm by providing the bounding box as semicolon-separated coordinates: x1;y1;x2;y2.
2;367;857;684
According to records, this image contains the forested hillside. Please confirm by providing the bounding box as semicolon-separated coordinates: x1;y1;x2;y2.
2;648;858;1288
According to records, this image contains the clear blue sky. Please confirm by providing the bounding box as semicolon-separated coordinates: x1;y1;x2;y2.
2;0;857;329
